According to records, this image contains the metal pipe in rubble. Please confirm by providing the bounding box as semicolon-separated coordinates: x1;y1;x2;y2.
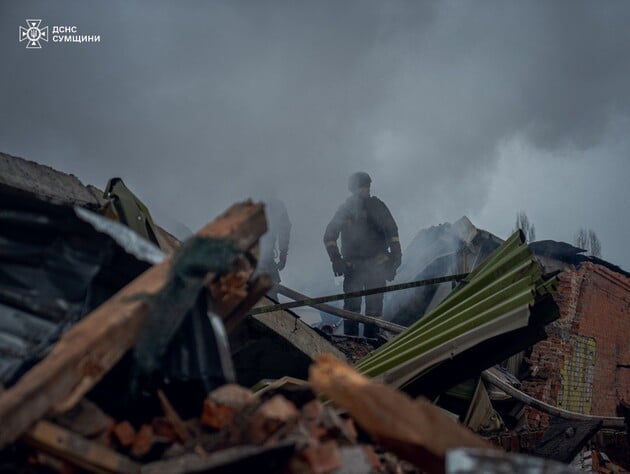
250;273;469;316
248;273;469;333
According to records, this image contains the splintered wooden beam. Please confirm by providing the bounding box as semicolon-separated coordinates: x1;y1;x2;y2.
223;273;273;333
309;355;494;474
0;201;266;449
23;420;140;474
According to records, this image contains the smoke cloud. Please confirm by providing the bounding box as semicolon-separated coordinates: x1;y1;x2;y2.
2;0;629;296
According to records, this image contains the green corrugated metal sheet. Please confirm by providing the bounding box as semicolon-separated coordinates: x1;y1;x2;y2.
356;231;558;390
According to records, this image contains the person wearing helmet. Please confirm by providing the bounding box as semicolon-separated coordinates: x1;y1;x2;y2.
323;172;402;338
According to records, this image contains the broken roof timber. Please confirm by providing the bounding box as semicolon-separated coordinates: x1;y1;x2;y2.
530;239;630;278
22;420;140;474
0;201;267;449
356;231;559;392
310;355;494;474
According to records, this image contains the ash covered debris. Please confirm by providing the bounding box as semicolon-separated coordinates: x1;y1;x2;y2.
0;153;628;473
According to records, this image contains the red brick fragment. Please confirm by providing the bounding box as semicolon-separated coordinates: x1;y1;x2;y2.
131;424;155;458
202;401;235;431
113;421;135;447
301;399;324;438
202;384;255;430
247;395;299;444
302;399;323;423
152;417;178;443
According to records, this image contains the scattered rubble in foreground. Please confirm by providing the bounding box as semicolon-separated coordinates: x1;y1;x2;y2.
0;152;628;473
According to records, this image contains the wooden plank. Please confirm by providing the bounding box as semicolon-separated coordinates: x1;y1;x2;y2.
223;274;273;333
0;201;266;448
50;398;112;438
23;420;140;474
309;354;493;474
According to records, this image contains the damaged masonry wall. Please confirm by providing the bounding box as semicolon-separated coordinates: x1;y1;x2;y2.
522;262;630;429
386;217;630;439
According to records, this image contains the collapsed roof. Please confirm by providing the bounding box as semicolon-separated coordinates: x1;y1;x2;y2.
0;151;627;472
359;231;559;397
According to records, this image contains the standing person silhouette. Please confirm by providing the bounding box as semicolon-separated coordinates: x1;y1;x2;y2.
323;172;401;337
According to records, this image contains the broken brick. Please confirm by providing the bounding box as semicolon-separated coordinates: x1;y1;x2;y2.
131;424;155;458
202;384;256;430
302;399;323;424
113;421;135;447
152;417;179;443
247;395;299;444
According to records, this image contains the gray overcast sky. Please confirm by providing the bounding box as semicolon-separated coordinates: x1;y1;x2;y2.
1;1;629;296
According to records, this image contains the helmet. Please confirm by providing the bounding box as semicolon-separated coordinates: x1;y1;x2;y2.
348;172;372;193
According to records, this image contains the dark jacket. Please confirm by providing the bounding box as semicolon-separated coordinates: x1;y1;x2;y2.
324;195;398;260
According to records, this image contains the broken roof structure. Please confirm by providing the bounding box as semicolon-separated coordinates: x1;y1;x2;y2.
372;214;630;468
385;216;503;327
0;152;628;473
387;215;628;331
0;185;160;386
358;231;559;396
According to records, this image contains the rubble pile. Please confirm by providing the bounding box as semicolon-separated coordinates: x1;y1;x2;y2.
150;381;413;473
18;380;417;473
0;153;628;473
1;378;419;473
329;338;375;363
